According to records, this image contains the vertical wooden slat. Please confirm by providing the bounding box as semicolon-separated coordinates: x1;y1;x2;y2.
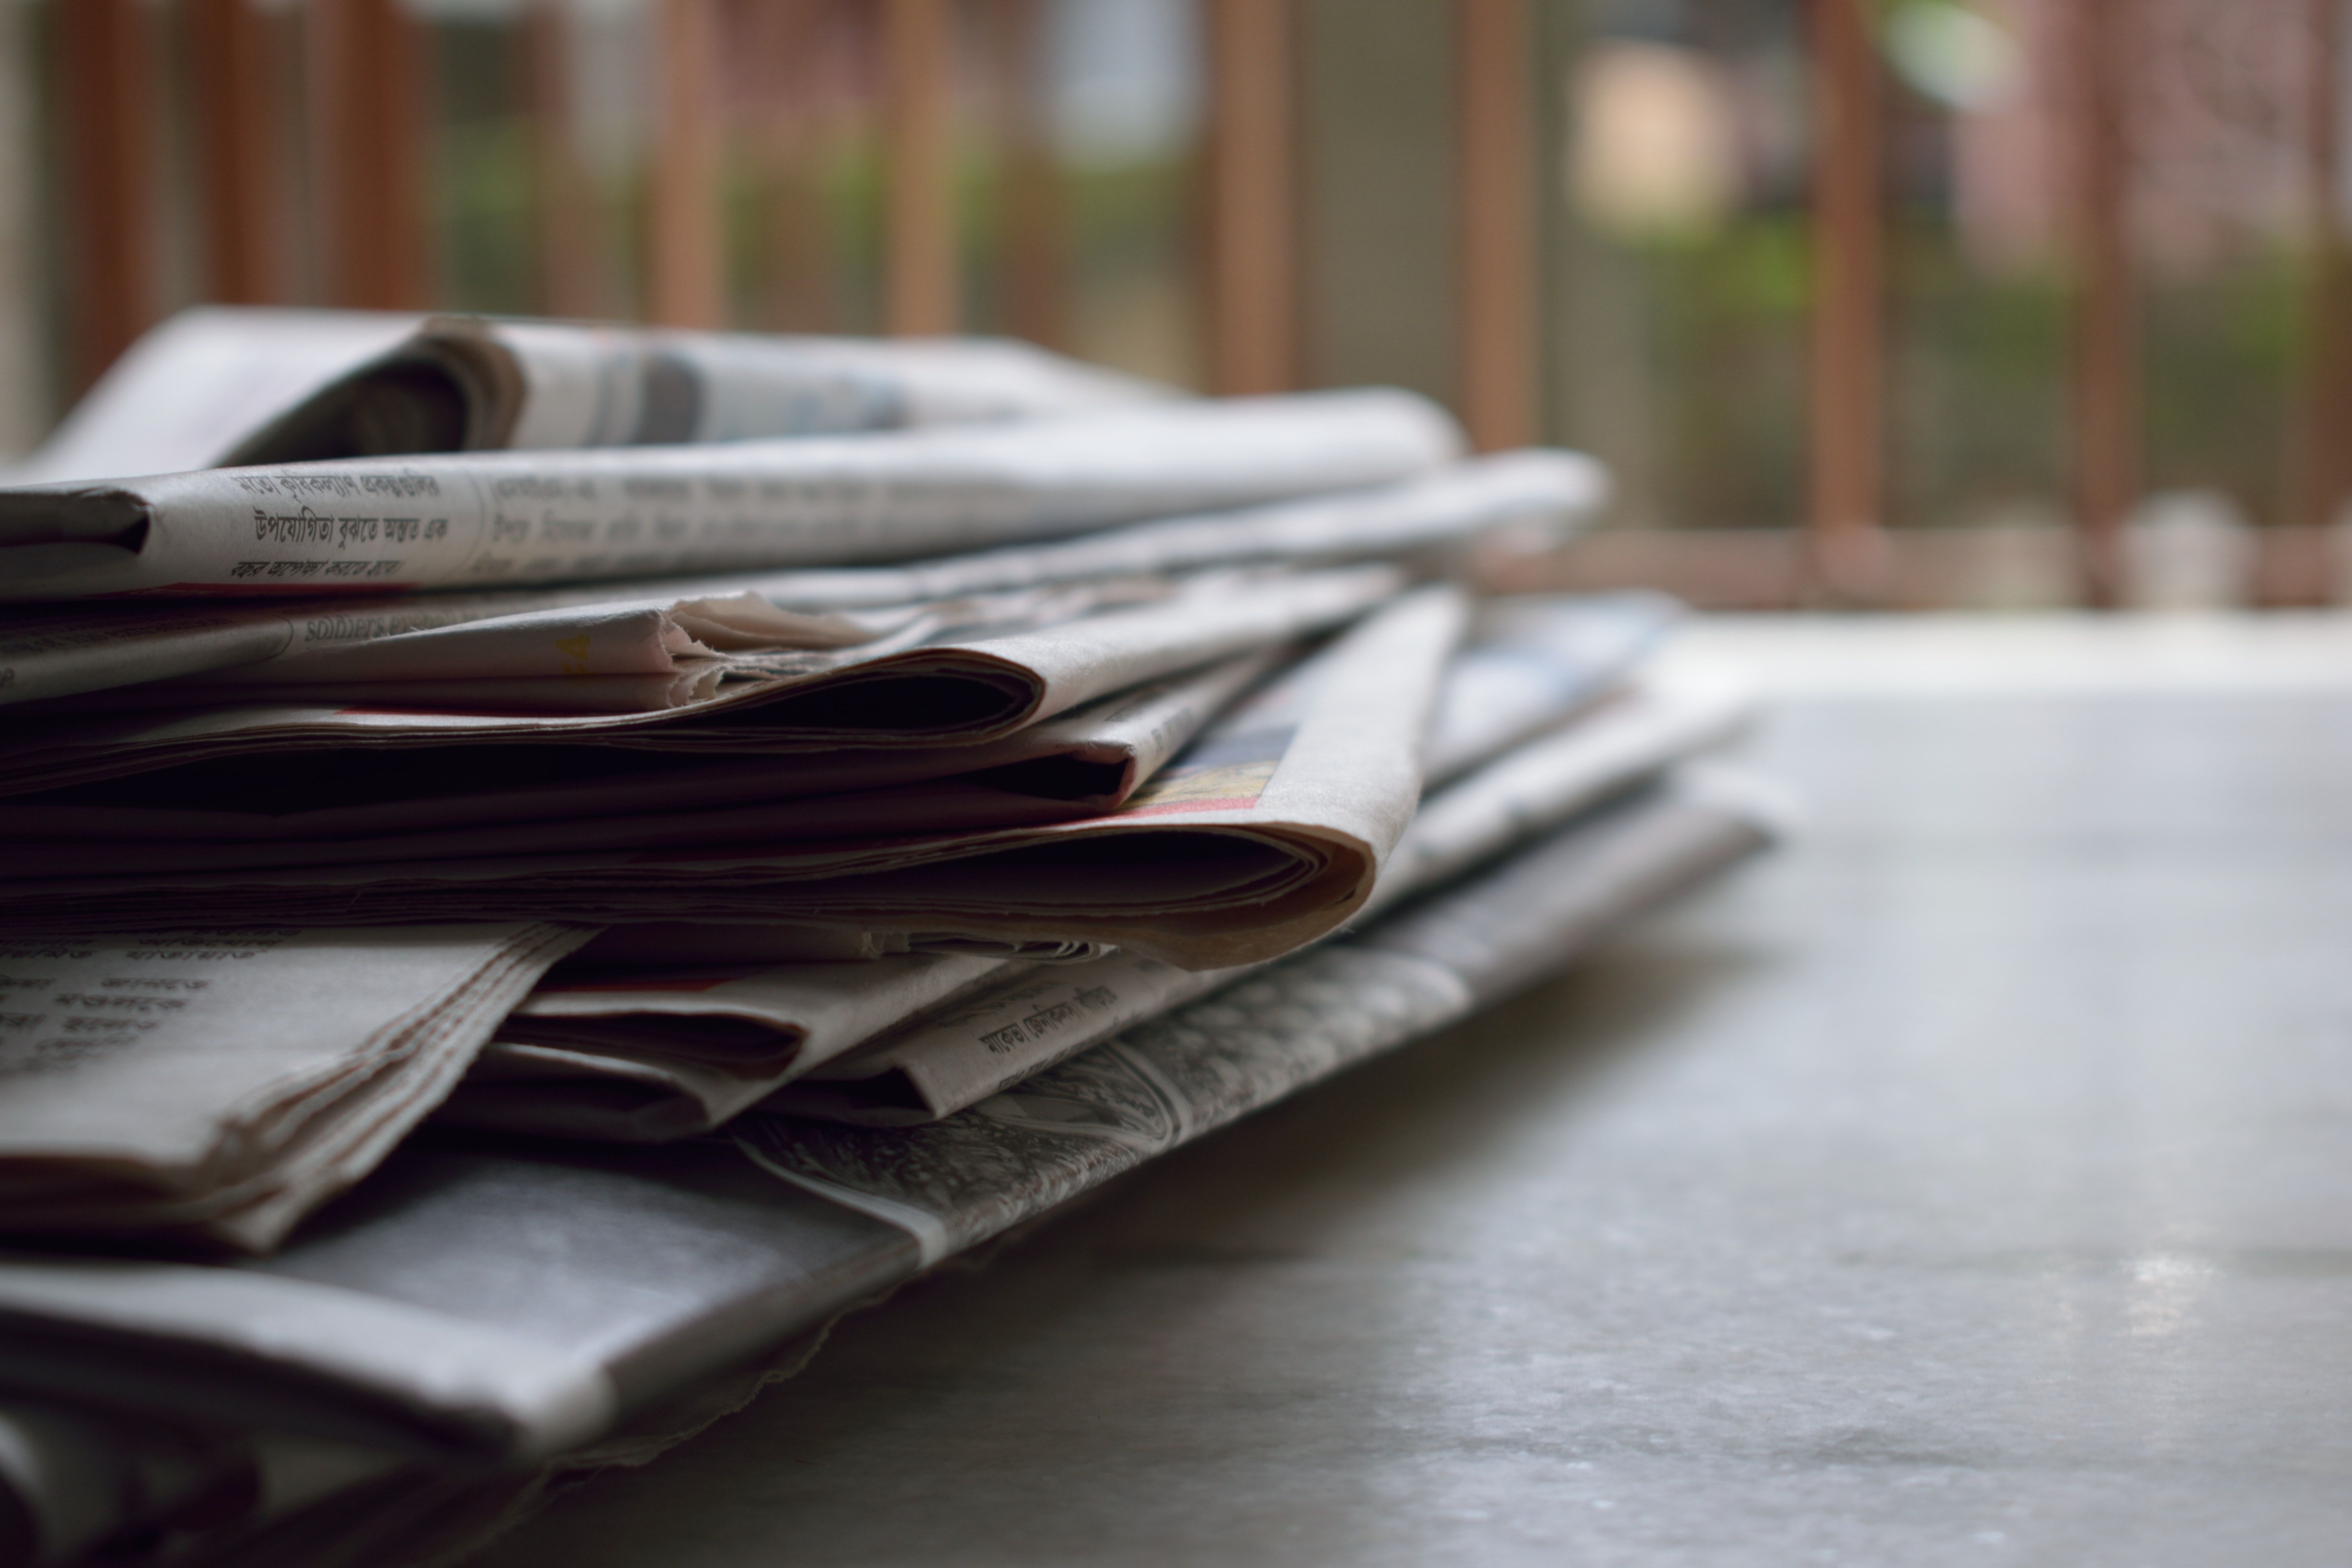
309;0;431;310
55;0;157;388
1454;0;1536;452
1805;0;1885;599
521;0;602;319
2067;0;2136;606
882;0;958;335
985;0;1067;349
1205;0;1296;394
2294;0;2351;590
187;0;285;304
648;0;726;327
745;0;838;332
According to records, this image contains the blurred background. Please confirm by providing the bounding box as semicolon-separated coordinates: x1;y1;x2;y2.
0;0;2341;609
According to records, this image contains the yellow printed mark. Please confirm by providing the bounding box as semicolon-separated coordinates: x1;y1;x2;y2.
1122;759;1279;812
555;634;592;676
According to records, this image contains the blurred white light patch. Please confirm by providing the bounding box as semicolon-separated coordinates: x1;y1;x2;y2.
1884;0;2022;111
1566;42;1742;242
1046;0;1201;169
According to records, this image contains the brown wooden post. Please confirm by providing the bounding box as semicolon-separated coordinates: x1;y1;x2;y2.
2294;0;2351;596
743;0;840;332
984;0;1067;350
882;0;958;335
1204;0;1296;394
1805;0;1886;599
187;0;286;305
309;0;432;310
521;0;603;319
1454;0;1536;452
54;0;158;388
2067;0;2136;606
648;0;726;327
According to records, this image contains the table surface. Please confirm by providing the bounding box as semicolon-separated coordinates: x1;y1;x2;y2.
474;614;2352;1568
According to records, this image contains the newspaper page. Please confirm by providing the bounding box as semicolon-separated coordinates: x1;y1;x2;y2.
0;923;590;1252
7;309;1166;487
738;771;1785;1263
5;309;424;486
423;602;1712;1142
0;770;1779;1465
1423;590;1680;783
486;597;1715;1136
0;449;1595;708
767;683;1752;1127
0;565;1390;797
229;317;1171;466
722;448;1605;610
0;587;1465;965
440;952;1024;1142
0;389;1459;599
0;650;1280;855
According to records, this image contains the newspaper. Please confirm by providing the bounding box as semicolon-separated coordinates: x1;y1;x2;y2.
0;651;1279;860
767;682;1751;1127
0;770;1780;1465
224;315;1170;466
0;586;1463;967
0;923;589;1252
0;566;1390;797
0;388;1458;599
6;309;425;487
0;449;1594;711
453;597;1716;1138
7;308;1164;487
441;953;1025;1143
1424;590;1679;783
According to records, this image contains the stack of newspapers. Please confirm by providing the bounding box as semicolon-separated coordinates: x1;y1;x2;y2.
0;310;1785;1567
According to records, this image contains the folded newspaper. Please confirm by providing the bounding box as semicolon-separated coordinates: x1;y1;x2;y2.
0;767;1782;1472
0;588;1467;966
9;308;1167;487
0;924;590;1252
0;565;1395;796
436;593;1709;1140
0;653;1280;867
0;449;1599;708
0;389;1455;600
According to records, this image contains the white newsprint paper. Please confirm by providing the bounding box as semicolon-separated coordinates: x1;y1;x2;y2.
0;566;1389;797
0;444;1599;710
0;651;1280;866
0;923;589;1252
442;953;1024;1143
450;595;1709;1139
223;315;1169;466
0;589;1466;968
0;389;1457;599
0;770;1779;1467
0;450;1596;709
767;682;1750;1127
8;307;1165;487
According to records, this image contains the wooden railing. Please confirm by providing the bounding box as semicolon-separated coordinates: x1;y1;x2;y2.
40;0;2352;606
